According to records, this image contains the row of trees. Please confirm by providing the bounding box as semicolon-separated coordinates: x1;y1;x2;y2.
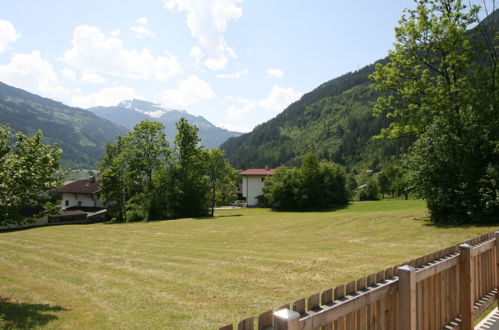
0;125;63;226
99;119;236;221
371;0;498;223
263;154;349;210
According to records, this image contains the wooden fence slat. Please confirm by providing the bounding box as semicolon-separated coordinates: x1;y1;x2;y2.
435;272;441;329
238;317;254;330
346;281;356;329
334;284;346;330
416;278;423;329
321;289;333;305
321;289;334;330
356;277;367;330
375;272;386;330
366;274;377;330
307;293;320;311
258;310;273;330
293;298;305;315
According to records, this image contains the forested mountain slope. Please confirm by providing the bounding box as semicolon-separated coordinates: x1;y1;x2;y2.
90;99;241;148
0;81;127;168
221;61;412;172
221;9;498;172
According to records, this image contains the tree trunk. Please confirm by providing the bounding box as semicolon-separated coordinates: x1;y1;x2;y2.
211;188;216;217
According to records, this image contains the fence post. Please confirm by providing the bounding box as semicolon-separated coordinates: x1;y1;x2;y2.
459;243;474;329
496;231;499;308
274;309;300;330
398;265;416;330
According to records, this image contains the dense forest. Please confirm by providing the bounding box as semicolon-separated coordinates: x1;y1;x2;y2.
0;81;127;168
220;60;413;172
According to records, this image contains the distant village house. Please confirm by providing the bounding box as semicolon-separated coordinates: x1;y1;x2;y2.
50;177;107;223
240;168;275;207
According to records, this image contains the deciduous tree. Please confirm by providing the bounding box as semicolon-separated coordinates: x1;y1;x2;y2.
371;0;498;223
204;148;236;216
0;125;63;226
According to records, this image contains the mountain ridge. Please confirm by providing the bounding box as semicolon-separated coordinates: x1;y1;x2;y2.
90;99;241;148
0;81;128;169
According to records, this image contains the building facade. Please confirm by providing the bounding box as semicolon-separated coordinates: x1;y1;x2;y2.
240;168;275;207
52;178;104;210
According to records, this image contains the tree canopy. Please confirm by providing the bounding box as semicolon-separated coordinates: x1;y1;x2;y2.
0;125;63;226
99;119;237;221
263;154;349;211
371;0;498;223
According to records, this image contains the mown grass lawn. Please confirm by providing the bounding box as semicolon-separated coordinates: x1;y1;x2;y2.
0;199;497;329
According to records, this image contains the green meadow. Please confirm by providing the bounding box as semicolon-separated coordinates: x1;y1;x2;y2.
0;200;496;329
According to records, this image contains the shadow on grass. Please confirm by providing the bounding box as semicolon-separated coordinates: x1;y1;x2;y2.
423;220;499;229
0;297;67;329
195;214;243;220
101;213;244;224
269;203;349;213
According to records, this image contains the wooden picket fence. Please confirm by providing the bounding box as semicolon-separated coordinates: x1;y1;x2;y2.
220;231;499;330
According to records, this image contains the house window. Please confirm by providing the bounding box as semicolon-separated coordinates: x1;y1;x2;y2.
65;200;69;207
78;201;82;207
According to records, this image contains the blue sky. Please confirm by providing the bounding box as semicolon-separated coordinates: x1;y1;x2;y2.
0;0;424;132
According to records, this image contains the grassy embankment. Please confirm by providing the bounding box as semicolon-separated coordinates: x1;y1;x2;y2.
0;199;496;329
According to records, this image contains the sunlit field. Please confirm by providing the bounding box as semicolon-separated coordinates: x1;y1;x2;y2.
1;200;496;329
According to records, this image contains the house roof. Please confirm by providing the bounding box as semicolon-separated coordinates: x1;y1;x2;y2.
240;168;275;176
52;179;100;194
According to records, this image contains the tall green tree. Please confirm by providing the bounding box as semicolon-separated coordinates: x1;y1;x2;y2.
99;120;169;221
0;125;63;226
125;120;169;220
204;148;236;216
371;0;498;223
99;136;129;221
168;118;210;217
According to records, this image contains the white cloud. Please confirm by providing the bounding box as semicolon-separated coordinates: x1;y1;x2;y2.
110;29;121;37
0;51;67;94
159;74;215;107
81;72;106;84
61;68;76;81
226;96;256;119
63;25;181;81
219;123;251;133
130;17;154;38
266;68;284;78
72;86;139;108
0;19;21;54
137;17;149;25
225;85;302;119
189;46;204;65
216;69;248;79
259;86;302;110
164;0;242;70
130;25;155;38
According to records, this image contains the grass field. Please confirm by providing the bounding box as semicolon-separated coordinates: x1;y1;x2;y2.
0;200;497;329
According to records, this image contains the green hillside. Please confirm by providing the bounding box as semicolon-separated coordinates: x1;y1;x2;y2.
221;61;413;172
0;82;128;168
221;9;499;172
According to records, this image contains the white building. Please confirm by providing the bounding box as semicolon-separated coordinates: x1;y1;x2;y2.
240;168;275;207
52;177;104;209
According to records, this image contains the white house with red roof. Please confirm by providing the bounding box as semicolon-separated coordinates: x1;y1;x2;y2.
52;177;104;210
50;177;107;223
240;168;275;207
